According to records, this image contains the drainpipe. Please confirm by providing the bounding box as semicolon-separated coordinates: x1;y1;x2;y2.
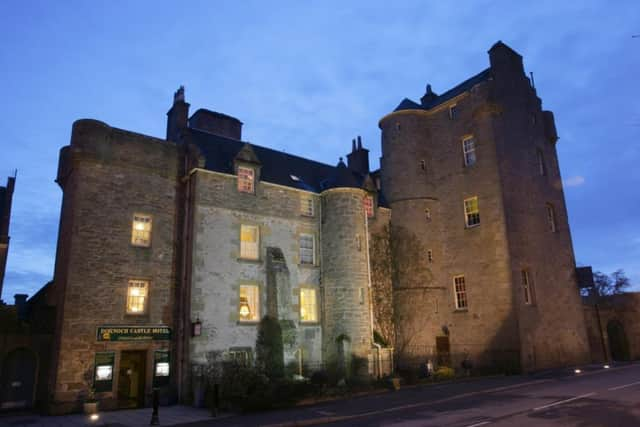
363;200;382;378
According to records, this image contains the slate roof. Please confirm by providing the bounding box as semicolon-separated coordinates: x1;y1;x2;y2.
394;68;492;112
190;128;373;194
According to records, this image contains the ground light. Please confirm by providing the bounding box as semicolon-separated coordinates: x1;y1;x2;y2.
89;413;99;422
574;368;582;374
604;364;610;369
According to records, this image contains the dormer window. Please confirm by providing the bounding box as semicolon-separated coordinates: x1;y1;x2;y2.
237;166;255;193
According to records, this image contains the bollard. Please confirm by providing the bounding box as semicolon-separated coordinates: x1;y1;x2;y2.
150;388;159;425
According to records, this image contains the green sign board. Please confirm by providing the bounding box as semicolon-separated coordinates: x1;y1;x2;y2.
94;352;115;392
96;326;171;342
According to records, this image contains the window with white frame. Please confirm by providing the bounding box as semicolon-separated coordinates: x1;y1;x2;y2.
228;347;253;365
537;149;546;176
299;233;315;265
462;136;476;166
364;195;374;218
240;225;259;260
464;197;480;227
453;275;467;309
299;288;318;322
126;279;148;314
546;204;557;232
238;284;259;322
300;195;314;216
237;166;255;193
522;270;535;305
131;214;152;247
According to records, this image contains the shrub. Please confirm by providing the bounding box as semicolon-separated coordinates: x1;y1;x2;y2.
255;316;284;379
434;366;455;380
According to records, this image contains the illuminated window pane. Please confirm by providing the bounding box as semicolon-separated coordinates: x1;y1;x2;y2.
299;233;315;265
454;275;467;309
363;195;374;218
299;288;317;322
155;362;170;377
228;347;253;366
237;166;255;193
464;197;480;227
95;365;113;381
127;280;148;314
300;195;314;216
240;225;259;260
131;214;152;247
239;285;259;322
463;137;476;166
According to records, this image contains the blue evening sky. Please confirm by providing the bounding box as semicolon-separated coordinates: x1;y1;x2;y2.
1;1;639;300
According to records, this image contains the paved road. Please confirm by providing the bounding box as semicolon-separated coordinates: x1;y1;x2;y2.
180;363;640;427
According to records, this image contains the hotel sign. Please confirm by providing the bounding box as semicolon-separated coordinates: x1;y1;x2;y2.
97;325;171;342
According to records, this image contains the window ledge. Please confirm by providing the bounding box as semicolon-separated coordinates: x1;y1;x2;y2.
299;321;320;326
465;224;480;229
298;263;319;269
453;309;468;313
237;258;262;264
237;321;260;326
131;244;152;249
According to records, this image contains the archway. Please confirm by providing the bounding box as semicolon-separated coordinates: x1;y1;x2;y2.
0;348;37;409
607;319;630;361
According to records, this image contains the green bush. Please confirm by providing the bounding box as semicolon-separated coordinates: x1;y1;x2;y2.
255;316;284;379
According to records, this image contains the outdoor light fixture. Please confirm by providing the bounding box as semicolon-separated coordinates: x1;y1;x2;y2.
192;318;202;337
90;414;99;421
239;297;251;319
574;368;582;374
604;364;610;369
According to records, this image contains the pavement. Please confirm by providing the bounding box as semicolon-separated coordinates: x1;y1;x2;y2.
1;362;638;427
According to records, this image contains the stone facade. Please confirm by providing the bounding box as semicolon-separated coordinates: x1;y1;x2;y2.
0;175;15;300
19;41;597;414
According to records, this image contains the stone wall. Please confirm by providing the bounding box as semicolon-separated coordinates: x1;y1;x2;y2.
189;170;322;373
51;119;180;412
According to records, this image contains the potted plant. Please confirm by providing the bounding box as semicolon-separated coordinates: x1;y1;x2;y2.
83;368;98;415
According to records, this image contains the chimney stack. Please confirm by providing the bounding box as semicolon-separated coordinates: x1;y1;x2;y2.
346;135;370;176
166;85;190;143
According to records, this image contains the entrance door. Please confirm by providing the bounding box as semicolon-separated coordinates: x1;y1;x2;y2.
118;351;146;408
0;348;37;410
436;336;451;367
607;320;630;361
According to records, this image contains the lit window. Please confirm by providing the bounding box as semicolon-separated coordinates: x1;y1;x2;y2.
464;197;480;227
463;137;476;166
237;166;255;193
300;195;314;216
239;285;259;322
546;204;556;232
131;214;152;247
299;233;315;265
449;105;458;120
522;270;535;305
127;280;148;314
537;149;546;176
364;195;374;218
240;225;259;260
299;288;318;322
453;276;467;309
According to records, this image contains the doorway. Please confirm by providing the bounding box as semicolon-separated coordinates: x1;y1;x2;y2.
607;320;630;361
117;351;146;408
0;348;37;409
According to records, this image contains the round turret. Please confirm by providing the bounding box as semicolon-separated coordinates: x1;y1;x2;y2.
320;187;372;374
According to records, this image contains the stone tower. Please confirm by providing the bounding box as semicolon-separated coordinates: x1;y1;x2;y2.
321;168;374;375
379;41;589;371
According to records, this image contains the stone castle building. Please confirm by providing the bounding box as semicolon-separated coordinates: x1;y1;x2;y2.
0;174;16;299
1;41;593;413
